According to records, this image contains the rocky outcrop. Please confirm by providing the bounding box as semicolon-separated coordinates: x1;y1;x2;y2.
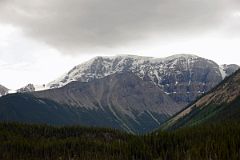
17;84;35;93
0;85;8;97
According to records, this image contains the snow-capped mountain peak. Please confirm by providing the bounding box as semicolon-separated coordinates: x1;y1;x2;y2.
12;54;239;107
47;54;238;89
45;54;239;106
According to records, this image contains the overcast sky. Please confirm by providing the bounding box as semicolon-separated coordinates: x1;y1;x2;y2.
0;0;240;89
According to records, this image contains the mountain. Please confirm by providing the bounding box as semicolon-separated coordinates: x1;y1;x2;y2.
161;69;240;130
0;72;180;134
15;54;239;108
1;54;239;133
47;54;239;107
0;85;8;97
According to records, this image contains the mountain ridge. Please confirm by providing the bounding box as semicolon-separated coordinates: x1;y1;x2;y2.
46;54;239;107
14;54;239;100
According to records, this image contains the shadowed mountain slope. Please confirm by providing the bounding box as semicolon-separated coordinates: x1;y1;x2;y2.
161;69;240;130
0;72;180;134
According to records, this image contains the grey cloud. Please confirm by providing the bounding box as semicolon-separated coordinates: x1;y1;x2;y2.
0;0;239;53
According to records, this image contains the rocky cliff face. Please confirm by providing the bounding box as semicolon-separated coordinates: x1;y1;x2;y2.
0;85;8;97
48;54;239;106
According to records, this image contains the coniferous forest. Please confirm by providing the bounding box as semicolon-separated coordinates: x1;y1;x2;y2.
0;122;240;160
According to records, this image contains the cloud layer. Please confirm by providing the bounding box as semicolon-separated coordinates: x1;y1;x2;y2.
0;0;239;53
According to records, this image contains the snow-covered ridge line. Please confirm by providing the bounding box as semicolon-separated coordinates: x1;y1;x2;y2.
42;53;238;106
10;54;239;96
47;54;202;88
49;54;239;89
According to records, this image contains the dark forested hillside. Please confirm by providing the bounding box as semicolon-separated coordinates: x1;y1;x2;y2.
0;122;240;160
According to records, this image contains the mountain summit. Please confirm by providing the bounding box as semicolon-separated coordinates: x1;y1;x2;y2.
47;54;239;106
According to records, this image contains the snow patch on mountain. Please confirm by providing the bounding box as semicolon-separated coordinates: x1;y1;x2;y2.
219;65;227;79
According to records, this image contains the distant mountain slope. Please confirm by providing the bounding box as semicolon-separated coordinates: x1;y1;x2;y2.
47;54;239;106
0;93;78;125
0;72;180;134
161;69;240;130
0;85;8;97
